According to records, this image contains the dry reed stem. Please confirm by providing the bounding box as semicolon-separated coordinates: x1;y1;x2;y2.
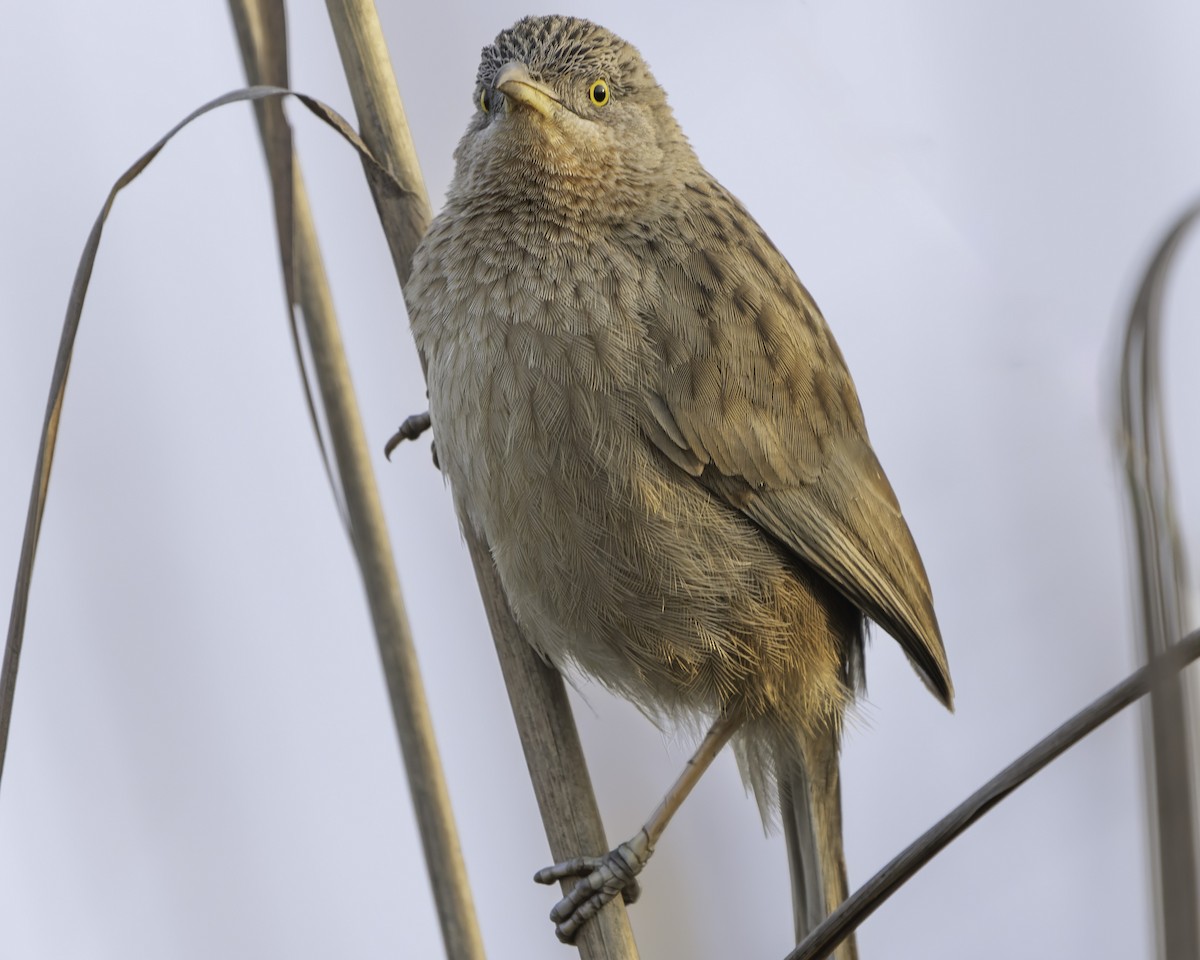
228;4;486;959
787;629;1200;960
320;4;640;956
1116;200;1200;960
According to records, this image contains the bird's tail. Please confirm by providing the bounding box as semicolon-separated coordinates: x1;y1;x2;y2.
778;725;857;959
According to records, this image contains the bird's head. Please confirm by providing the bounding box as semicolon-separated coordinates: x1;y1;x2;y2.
449;16;689;219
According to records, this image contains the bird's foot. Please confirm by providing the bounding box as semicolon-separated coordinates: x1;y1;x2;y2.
533;830;652;942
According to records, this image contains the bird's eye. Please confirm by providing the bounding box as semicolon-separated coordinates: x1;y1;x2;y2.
588;79;610;107
479;89;489;113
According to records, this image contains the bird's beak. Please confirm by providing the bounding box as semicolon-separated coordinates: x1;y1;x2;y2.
495;61;560;118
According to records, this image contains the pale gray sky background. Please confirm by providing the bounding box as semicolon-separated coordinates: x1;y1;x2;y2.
2;2;1199;959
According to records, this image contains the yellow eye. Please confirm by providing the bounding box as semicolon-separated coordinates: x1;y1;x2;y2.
588;79;610;107
479;89;489;113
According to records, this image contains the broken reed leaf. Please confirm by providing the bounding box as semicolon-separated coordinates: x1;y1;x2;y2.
226;5;340;532
0;85;414;791
786;628;1200;960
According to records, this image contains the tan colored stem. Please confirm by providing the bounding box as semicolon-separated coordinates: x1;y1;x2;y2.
323;0;431;289
322;2;638;956
229;3;484;958
467;538;641;958
294;177;485;960
1117;201;1200;960
787;629;1200;960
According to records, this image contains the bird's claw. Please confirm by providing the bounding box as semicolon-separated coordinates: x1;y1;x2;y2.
533;831;652;942
384;411;438;468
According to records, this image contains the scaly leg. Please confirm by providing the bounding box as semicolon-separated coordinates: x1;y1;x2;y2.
534;711;741;941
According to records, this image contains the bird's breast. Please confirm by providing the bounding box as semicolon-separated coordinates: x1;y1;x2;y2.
406;202;854;716
410;209;652;546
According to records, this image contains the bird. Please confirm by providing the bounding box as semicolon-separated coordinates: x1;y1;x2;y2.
404;14;953;956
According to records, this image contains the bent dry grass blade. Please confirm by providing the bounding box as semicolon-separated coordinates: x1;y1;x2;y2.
1116;200;1200;960
0;86;486;960
786;630;1200;960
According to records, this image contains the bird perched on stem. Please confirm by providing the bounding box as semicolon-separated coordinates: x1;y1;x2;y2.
405;15;953;956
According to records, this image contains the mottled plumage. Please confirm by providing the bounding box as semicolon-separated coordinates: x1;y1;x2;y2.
406;15;952;953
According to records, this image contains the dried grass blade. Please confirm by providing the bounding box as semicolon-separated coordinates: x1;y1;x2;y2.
0;86;325;790
786;630;1200;960
1116;199;1200;960
2;72;479;957
227;1;348;525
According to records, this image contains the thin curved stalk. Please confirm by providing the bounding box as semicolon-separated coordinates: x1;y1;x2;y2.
1116;200;1200;960
787;629;1200;960
1;86;313;795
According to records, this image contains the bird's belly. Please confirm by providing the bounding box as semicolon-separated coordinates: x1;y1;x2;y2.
429;330;659;665
426;324;846;719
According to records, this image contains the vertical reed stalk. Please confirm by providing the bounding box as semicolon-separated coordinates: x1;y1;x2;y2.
229;3;485;957
321;2;639;955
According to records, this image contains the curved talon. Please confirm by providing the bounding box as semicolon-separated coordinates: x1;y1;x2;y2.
534;833;653;941
533;856;599;884
383;411;432;460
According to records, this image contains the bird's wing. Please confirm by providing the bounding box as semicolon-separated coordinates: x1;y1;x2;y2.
637;184;952;706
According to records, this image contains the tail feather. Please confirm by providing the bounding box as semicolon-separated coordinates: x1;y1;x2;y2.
779;727;856;959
